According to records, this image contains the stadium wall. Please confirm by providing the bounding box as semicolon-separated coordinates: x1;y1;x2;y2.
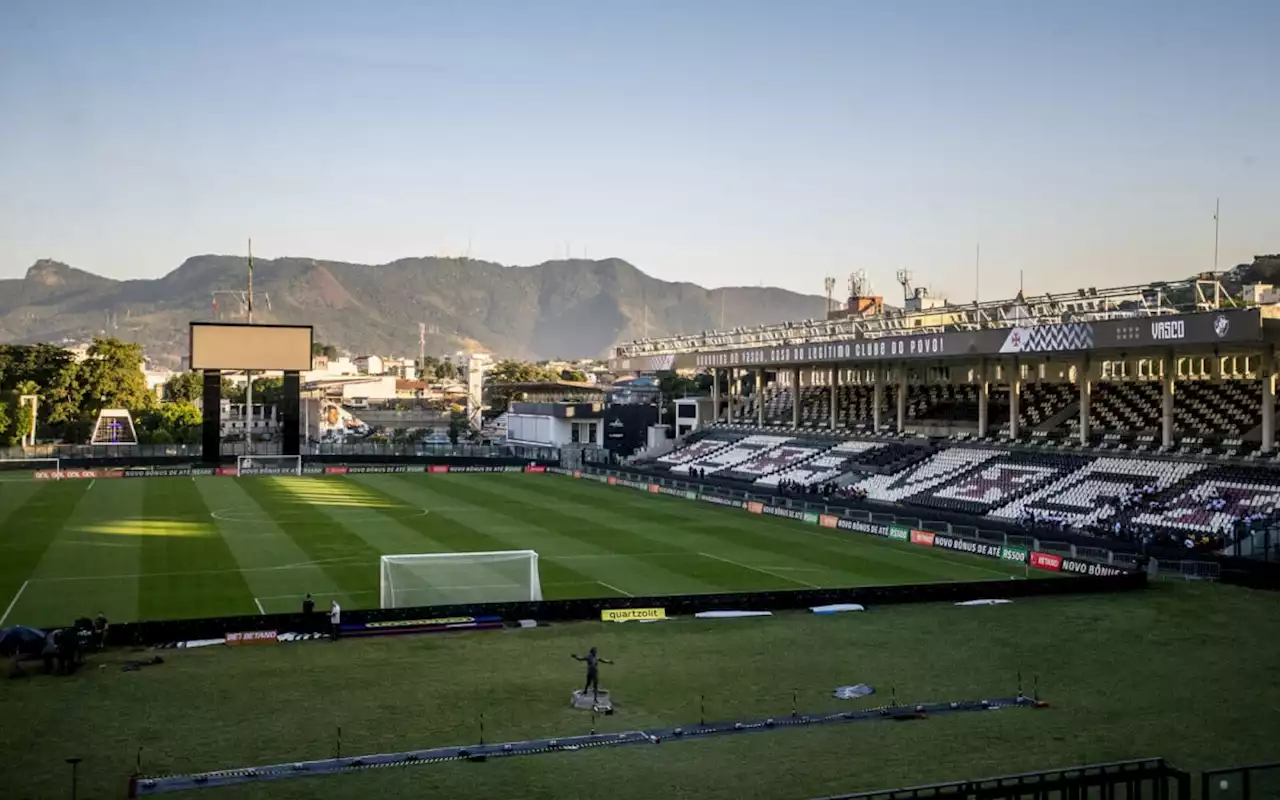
107;571;1147;649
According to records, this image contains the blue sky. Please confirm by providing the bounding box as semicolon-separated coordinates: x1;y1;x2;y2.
1;0;1276;301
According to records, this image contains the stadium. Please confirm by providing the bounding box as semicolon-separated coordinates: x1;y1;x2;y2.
2;267;1280;800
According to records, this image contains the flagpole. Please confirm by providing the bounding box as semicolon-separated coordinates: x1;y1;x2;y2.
1213;199;1220;273
246;238;254;456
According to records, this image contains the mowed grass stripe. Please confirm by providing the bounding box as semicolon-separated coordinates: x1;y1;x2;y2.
233;477;387;605
136;478;256;621
430;475;773;595
0;481;90;622
195;479;350;615
530;475;1024;584
351;474;632;599
21;479;147;626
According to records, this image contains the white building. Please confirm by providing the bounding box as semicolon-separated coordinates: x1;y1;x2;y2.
354;355;385;375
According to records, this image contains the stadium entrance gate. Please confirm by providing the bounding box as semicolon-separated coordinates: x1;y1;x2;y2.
812;758;1191;800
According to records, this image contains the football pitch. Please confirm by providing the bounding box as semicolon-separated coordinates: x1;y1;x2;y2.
0;473;1029;627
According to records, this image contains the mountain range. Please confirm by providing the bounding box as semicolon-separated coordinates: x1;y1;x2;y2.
0;256;829;366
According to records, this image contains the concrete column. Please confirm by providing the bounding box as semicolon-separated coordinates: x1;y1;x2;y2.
1009;359;1022;439
710;368;720;426
1079;357;1092;446
1161;352;1175;449
896;365;908;433
791;366;801;428
976;358;990;438
873;363;884;432
727;368;736;423
1263;349;1275;453
756;368;765;427
829;366;839;429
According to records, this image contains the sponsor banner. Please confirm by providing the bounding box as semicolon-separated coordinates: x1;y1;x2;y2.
216;467;239;477
1000;545;1029;564
346;615;503;638
341;464;423;474
325;466;350;475
572;471;582;478
302;464;325;475
616;478;650;490
601;607;666;623
122;467;193;479
837;518;890;537
547;467;573;476
190;467;216;477
910;530;936;547
655;486;688;499
819;514;840;529
648;483;660;493
276;632;327;643
1059;557;1126;577
1029;551;1062;572
700;495;744;509
524;465;547;473
931;534;1002;560
237;467;299;477
888;524;911;541
684;491;698;501
225;630;278;645
607;476;618;485
442;465;520;473
761;505;809;522
802;513;819;525
427;465;450;474
746;501;766;515
34;468;119;480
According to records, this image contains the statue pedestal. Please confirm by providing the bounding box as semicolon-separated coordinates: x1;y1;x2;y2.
571;689;612;712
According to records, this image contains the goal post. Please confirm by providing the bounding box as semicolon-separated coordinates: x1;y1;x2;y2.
380;550;543;608
0;457;61;481
236;454;303;476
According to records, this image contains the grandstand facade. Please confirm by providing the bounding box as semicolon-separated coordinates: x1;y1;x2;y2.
613;278;1280;558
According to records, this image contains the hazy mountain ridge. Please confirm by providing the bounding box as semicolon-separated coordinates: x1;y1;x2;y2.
0;256;829;365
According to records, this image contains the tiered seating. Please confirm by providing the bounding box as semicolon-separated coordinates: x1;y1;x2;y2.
762;389;793;425
1019;384;1075;430
1177;380;1260;436
1123;465;1280;535
988;457;1204;528
722;441;824;481
836;386;881;428
856;448;1003;502
797;387;829;427
757;441;887;487
670;434;792;475
907;385;985;423
897;452;1093;515
653;433;743;469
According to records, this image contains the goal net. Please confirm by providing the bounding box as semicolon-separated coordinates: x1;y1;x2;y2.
90;409;138;445
380;550;543;608
236;454;303;476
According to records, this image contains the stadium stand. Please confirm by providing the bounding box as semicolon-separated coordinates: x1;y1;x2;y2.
669;434;792;475
756;440;886;487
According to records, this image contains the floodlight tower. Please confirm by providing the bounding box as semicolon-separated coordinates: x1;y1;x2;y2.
824;276;836;315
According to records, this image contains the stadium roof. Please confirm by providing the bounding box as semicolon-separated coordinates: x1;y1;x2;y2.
489;380;605;393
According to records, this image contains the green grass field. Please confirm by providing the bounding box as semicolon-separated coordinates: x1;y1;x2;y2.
2;583;1277;800
0;473;1029;627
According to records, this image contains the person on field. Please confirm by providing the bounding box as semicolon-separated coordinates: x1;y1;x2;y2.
302;594;316;633
329;600;341;641
93;612;109;651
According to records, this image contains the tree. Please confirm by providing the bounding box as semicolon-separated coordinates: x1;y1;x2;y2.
138;402;202;444
560;369;588;383
435;361;458;380
312;342;338;359
447;411;470;446
418;355;440;377
163;372;203;404
250;376;285;407
487;359;558;385
77;337;154;416
0;402;9;446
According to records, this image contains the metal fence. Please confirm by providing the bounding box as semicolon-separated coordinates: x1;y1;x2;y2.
1202;762;1280;800
812;758;1191;800
0;441;565;463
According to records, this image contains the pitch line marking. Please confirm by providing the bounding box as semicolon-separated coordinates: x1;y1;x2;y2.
87;479;95;491
697;551;821;589
28;558;368;583
0;580;30;626
597;581;634;597
254;597;265;615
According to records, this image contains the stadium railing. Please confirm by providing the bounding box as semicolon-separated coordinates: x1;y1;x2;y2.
1202;762;1280;800
0;441;565;464
811;758;1192;800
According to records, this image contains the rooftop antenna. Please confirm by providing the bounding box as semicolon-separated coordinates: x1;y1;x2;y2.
824;276;836;315
895;269;913;302
419;322;427;372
